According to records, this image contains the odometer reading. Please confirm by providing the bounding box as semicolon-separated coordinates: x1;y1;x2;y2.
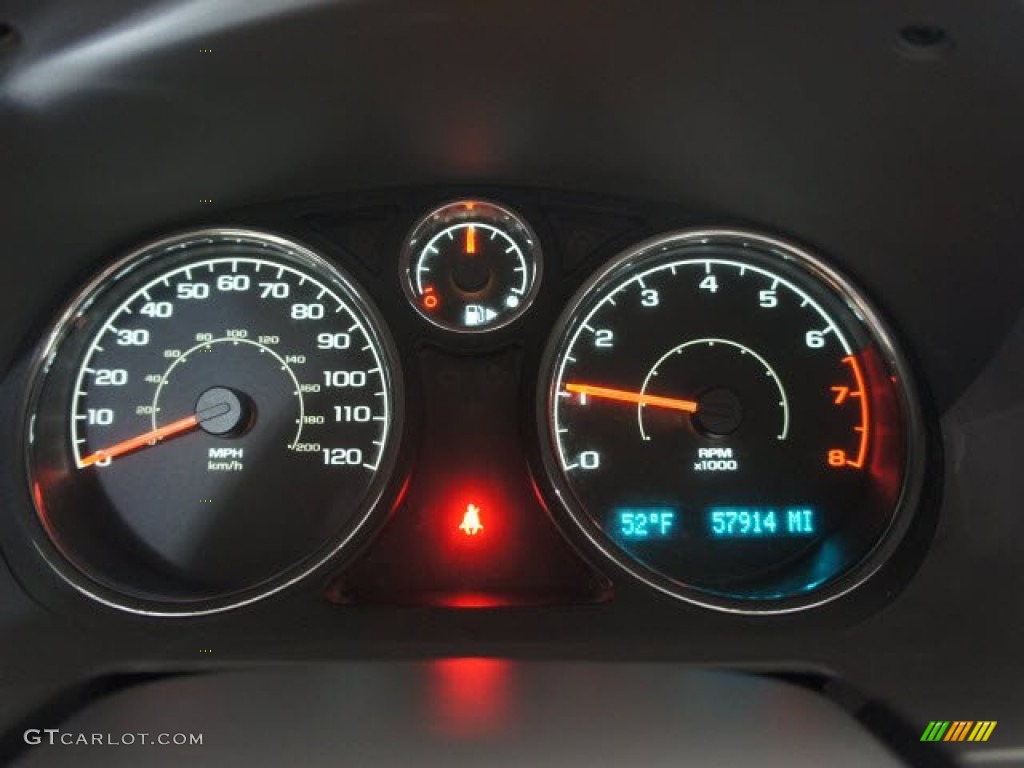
541;230;921;611
27;230;402;614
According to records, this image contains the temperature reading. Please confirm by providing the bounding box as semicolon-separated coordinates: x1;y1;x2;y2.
616;508;677;539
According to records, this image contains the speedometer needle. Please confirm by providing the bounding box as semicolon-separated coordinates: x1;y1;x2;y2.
564;383;699;413
78;414;200;467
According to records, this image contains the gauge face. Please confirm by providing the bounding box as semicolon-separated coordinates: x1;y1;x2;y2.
540;229;923;612
27;229;402;614
401;200;541;332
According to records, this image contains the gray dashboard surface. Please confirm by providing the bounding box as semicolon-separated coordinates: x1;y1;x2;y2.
11;663;907;768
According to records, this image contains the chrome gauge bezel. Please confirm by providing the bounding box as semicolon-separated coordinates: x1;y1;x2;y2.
22;228;405;617
399;199;543;333
537;228;927;614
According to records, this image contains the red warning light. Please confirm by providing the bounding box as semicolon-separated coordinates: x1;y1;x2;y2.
459;503;484;536
423;285;440;311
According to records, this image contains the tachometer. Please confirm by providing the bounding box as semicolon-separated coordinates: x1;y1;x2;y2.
539;229;924;612
26;229;402;615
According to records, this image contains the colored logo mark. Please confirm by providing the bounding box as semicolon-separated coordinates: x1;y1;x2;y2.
921;721;997;742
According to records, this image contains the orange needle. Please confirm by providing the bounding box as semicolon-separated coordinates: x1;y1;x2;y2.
79;414;200;467
465;225;477;254
564;382;699;413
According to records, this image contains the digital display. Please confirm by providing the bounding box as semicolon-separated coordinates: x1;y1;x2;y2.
614;507;677;540
707;507;817;538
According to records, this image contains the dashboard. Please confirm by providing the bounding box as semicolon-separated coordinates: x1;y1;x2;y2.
1;1;1023;766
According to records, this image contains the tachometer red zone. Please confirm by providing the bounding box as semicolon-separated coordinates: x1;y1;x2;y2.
829;354;871;469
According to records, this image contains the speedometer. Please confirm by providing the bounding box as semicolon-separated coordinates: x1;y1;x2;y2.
539;229;924;612
26;229;402;615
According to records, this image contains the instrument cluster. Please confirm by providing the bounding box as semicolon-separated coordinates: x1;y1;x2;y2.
7;192;934;618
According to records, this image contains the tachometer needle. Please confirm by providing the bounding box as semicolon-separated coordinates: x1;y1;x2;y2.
78;414;200;467
564;382;699;413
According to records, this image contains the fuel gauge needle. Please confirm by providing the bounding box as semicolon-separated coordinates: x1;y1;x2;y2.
78;414;200;468
564;382;699;413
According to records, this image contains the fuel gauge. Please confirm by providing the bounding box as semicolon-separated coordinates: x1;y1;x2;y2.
401;200;542;332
